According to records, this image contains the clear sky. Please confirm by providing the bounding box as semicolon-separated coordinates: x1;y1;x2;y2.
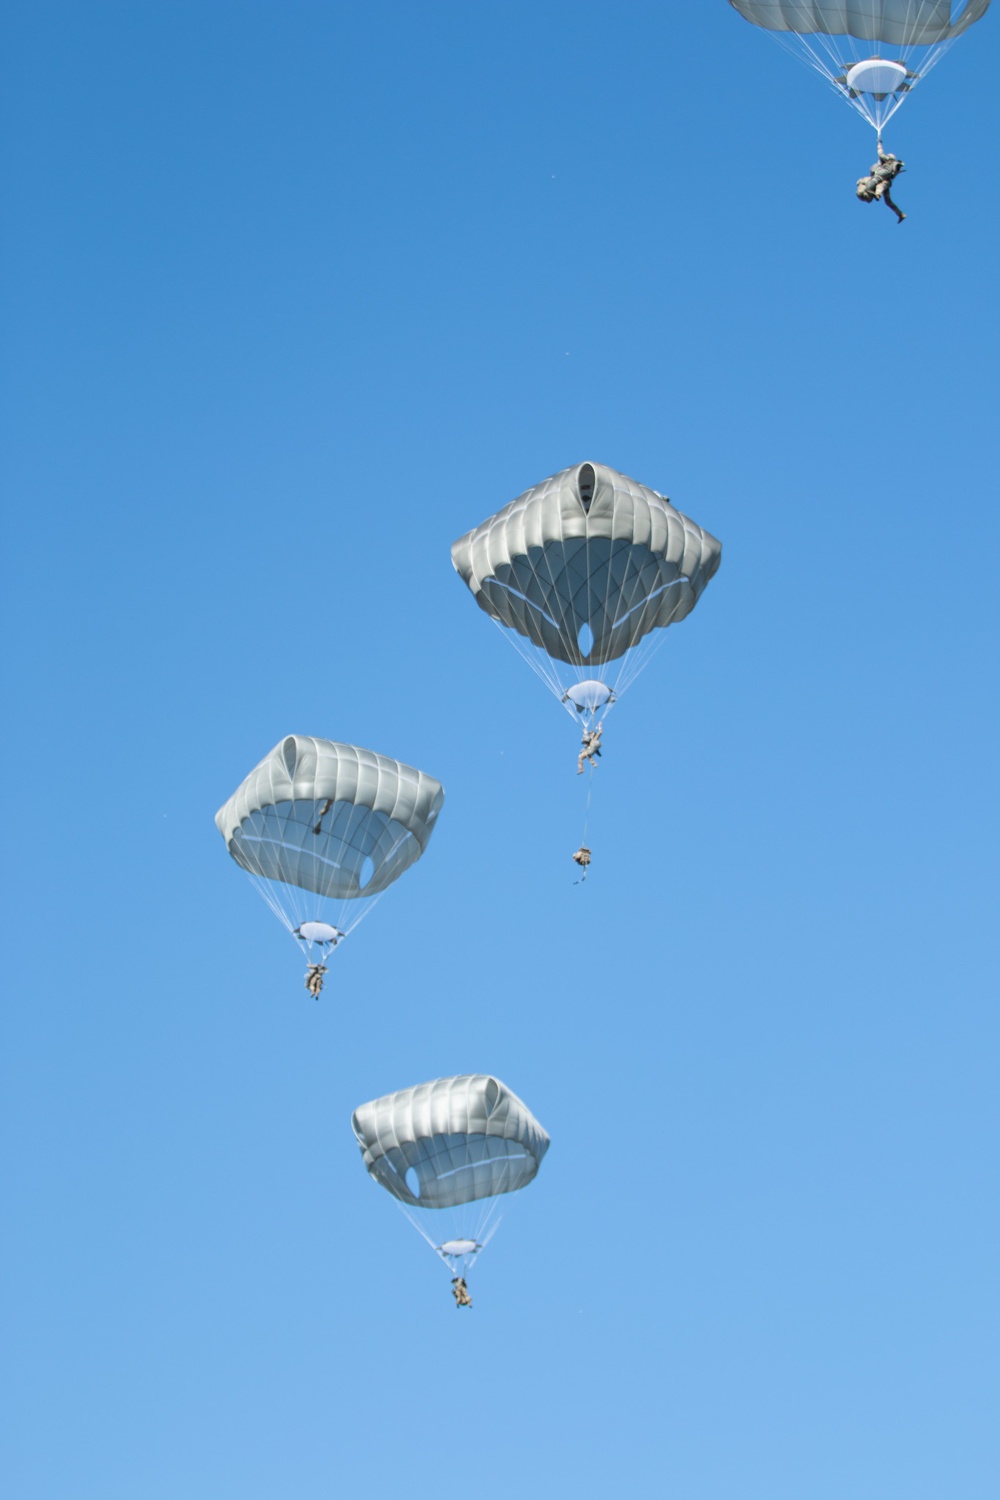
2;3;998;1497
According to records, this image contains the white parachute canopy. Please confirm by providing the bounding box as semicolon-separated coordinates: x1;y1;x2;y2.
216;735;444;963
728;0;993;131
352;1074;550;1277
451;461;722;725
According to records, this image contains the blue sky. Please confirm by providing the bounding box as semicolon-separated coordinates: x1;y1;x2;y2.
2;3;998;1496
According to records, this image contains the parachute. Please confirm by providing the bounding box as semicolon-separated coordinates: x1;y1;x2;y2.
216;735;444;975
728;1;993;132
352;1074;550;1279
451;461;722;730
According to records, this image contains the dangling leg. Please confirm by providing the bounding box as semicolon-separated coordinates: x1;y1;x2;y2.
882;187;906;223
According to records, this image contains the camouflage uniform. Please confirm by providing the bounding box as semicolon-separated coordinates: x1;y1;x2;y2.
305;963;327;999
857;147;906;222
577;724;603;774
451;1277;473;1308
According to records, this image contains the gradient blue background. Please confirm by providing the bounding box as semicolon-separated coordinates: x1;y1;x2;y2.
2;3;998;1496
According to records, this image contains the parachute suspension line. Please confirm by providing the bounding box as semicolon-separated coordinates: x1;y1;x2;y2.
539;508;595;713
585;761;593;833
470;1203;504;1270
589;513;632;707
515;500;626;718
491;504;582;713
588;518;691;709
488;614;568;709
245;862;386;949
396;1201;441;1254
572;764;596;885
483;499;698;724
574;499;607;852
589;518;615;703
483;493;667;720
483;490;571;708
240;793;410;954
610;582;689;701
479;1211;504;1251
470;1196;500;1255
581;762;594;849
764;26;957;133
467;1162;518;1256
247;871;298;937
397;1194;505;1278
